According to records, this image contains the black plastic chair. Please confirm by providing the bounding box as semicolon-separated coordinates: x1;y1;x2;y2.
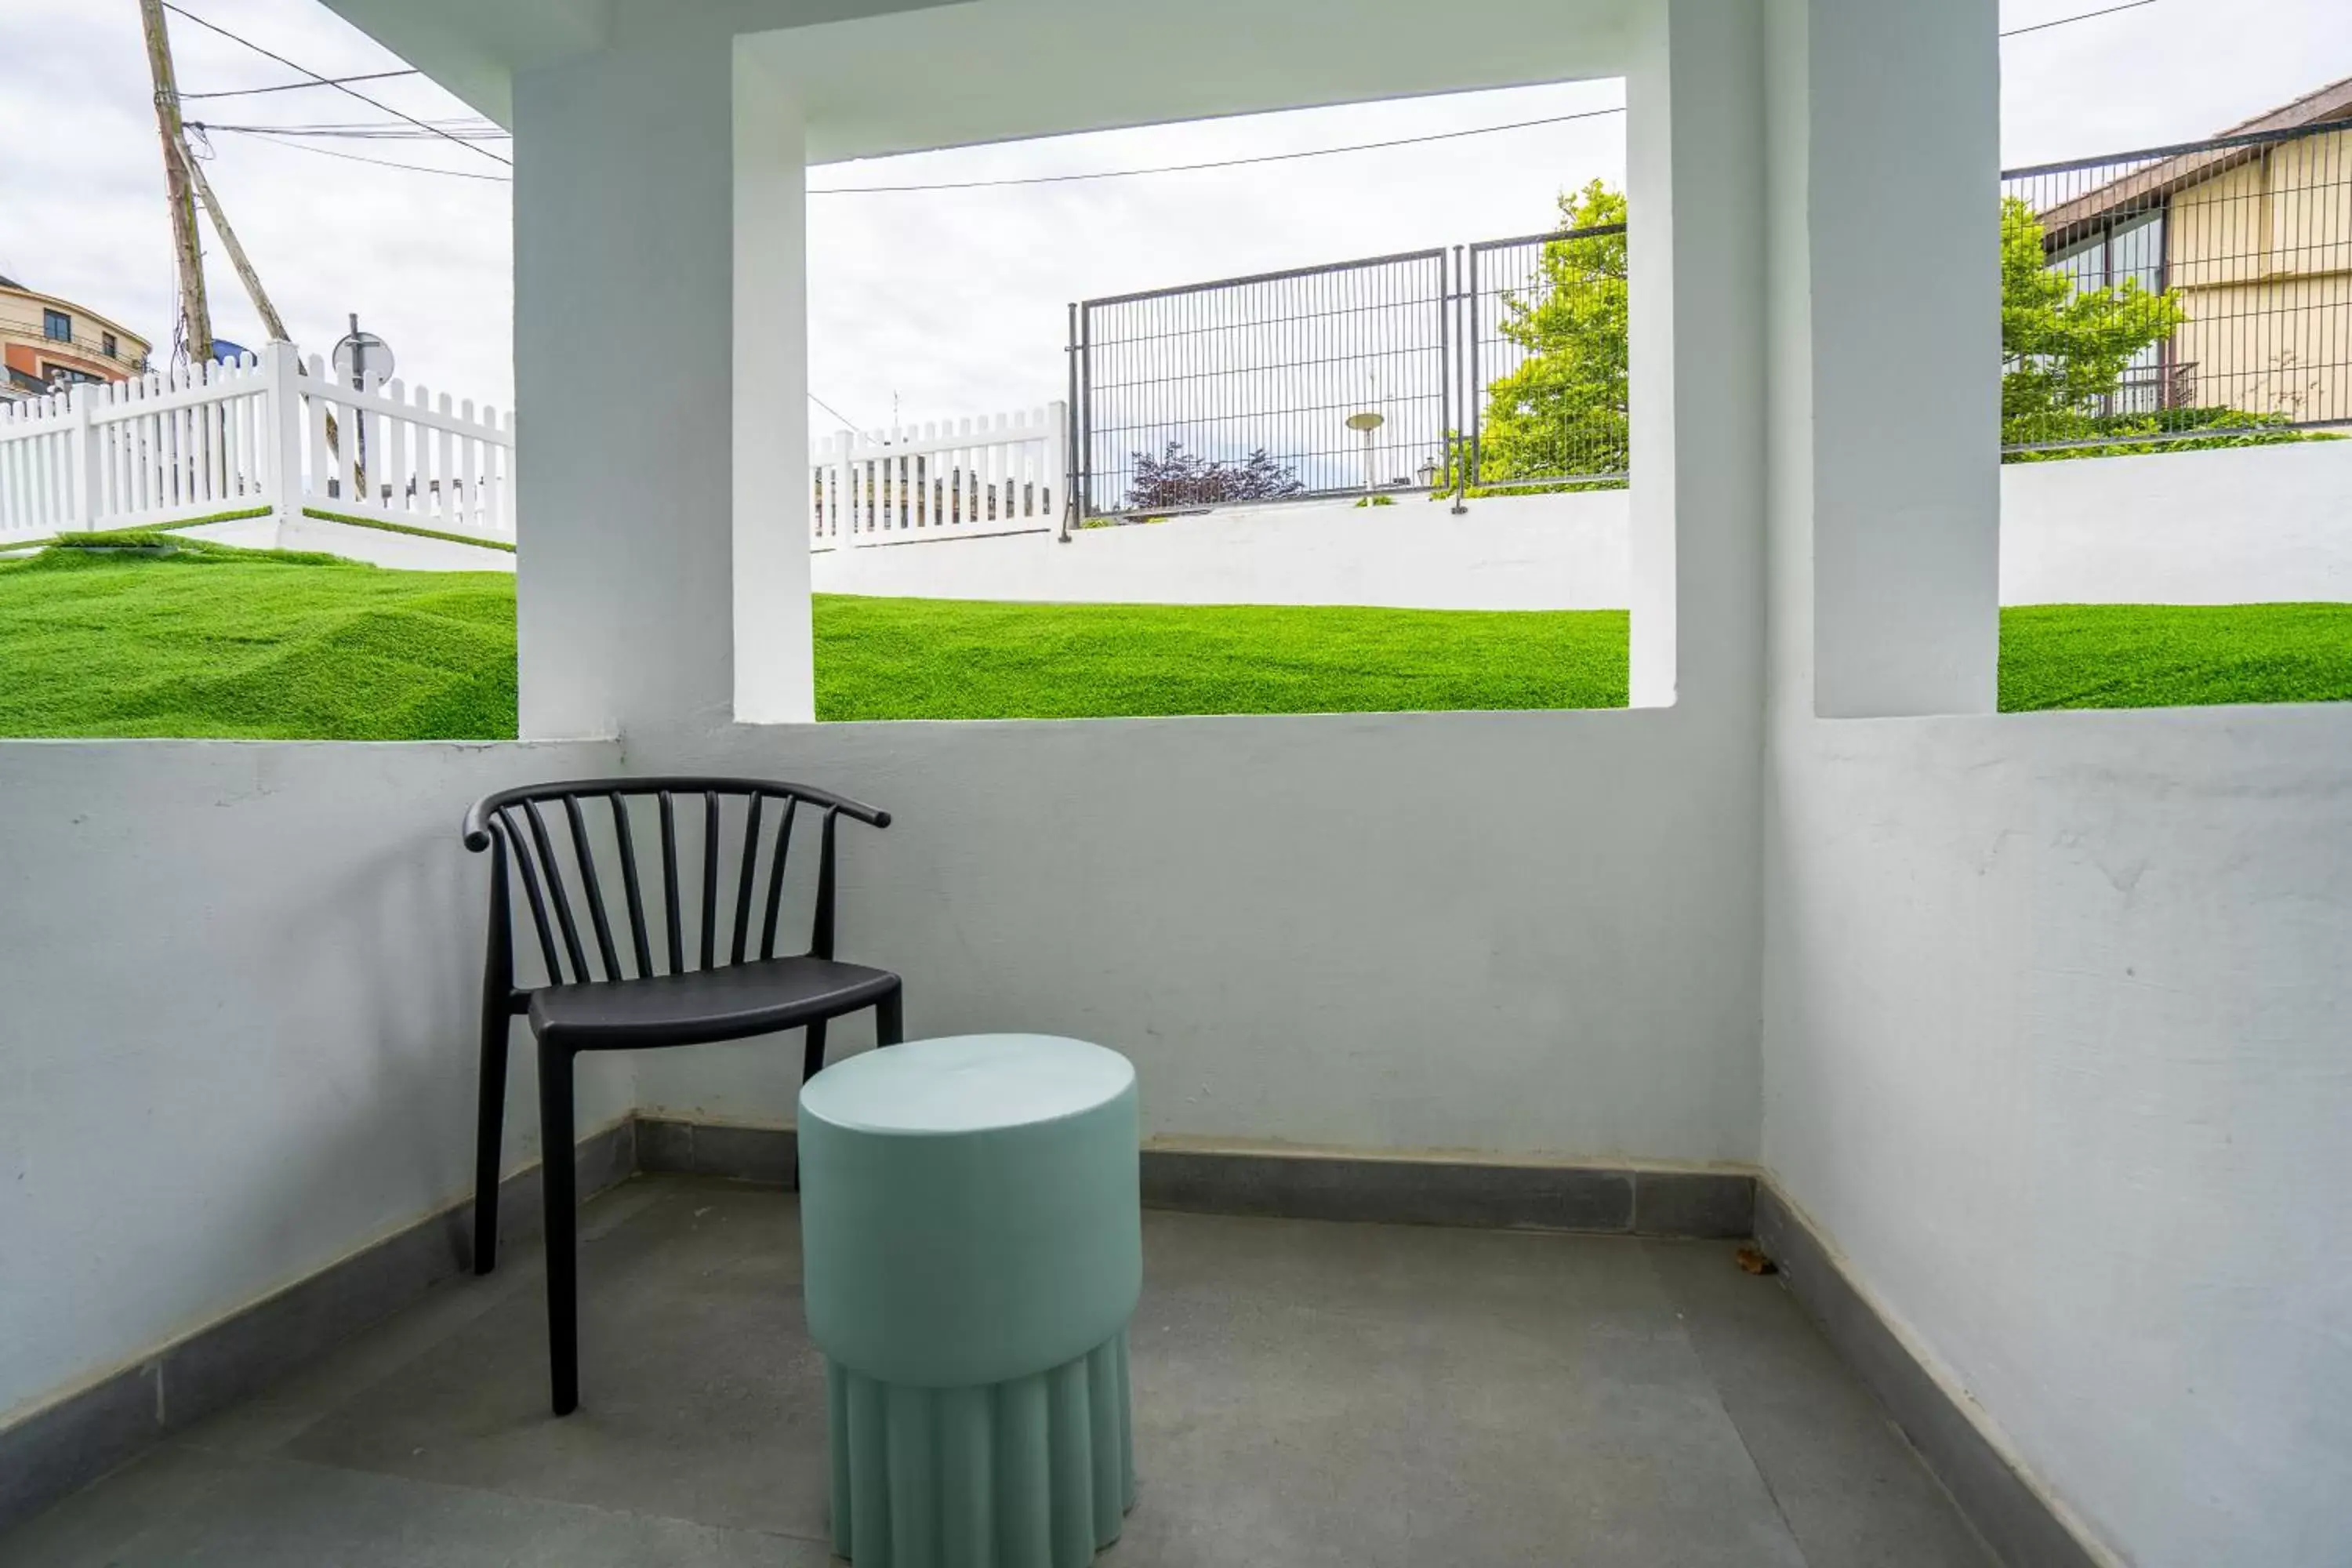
463;776;901;1416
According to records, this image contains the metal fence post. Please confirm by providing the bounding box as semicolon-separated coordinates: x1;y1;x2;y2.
1062;303;1080;542
1465;241;1482;492
1435;249;1452;510
1076;302;1092;528
1439;245;1458;514
1044;397;1069;544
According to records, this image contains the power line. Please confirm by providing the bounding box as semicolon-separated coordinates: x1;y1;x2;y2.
165;2;2154;194
158;3;510;167
180;68;418;100
808;390;863;428
207;125;513;182
190;118;508;141
807;105;1630;194
1999;0;2158;38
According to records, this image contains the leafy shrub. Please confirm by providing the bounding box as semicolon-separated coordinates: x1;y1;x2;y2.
1121;441;1304;512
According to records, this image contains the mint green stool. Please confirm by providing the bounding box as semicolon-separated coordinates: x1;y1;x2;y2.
798;1034;1141;1568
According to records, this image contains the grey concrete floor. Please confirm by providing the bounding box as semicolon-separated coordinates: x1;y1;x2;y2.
0;1175;1994;1567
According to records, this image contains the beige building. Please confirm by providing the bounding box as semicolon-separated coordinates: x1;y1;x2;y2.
2036;75;2352;426
0;278;152;400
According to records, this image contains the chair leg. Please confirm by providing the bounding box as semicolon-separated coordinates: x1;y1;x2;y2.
793;1018;829;1194
876;985;904;1047
537;1037;580;1417
471;1011;510;1276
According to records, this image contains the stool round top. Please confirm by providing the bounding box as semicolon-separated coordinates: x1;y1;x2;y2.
800;1034;1133;1138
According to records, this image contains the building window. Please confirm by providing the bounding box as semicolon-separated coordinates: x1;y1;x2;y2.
102;332;118;358
44;365;101;387
42;308;71;342
2049;209;2172;415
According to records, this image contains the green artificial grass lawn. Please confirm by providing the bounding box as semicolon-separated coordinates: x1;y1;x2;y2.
0;543;517;740
812;596;1628;720
1998;602;2352;711
2;544;2347;738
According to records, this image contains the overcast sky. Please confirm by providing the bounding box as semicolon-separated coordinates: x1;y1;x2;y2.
3;0;2348;428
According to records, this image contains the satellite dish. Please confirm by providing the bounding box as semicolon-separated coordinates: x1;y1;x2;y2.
331;330;395;383
1345;411;1385;432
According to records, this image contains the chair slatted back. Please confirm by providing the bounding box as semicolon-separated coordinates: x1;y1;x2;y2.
463;777;889;988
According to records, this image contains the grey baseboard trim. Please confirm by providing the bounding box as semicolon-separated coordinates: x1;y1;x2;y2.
637;1118;1755;1240
1755;1182;2101;1568
1141;1146;1755;1237
636;1116;797;1185
0;1118;636;1537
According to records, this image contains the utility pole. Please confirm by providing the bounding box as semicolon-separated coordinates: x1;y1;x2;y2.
176;140;289;344
139;0;212;366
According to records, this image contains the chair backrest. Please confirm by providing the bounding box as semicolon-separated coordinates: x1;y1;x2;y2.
463;776;891;988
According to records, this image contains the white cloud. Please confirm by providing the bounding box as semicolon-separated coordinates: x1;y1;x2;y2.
3;0;2346;431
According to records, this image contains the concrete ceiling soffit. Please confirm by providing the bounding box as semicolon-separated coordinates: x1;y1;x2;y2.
313;0;612;127
739;0;1636;165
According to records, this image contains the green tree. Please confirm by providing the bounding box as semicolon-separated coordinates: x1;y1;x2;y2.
1473;185;2195;480
1476;180;1628;488
1998;194;2185;449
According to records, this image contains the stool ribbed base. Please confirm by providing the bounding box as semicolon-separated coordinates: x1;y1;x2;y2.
827;1328;1136;1568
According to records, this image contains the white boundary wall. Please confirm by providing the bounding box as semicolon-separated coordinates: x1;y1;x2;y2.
2000;437;2352;604
813;490;1631;608
811;441;2352;609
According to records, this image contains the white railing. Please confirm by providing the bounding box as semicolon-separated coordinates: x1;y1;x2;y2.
812;402;1065;550
0;341;514;543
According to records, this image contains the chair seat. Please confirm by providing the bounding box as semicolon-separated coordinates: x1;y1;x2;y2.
528;956;901;1050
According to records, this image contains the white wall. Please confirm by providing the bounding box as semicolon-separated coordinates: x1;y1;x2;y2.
630;707;1762;1166
0;739;625;1425
1759;2;2352;1563
2002;438;2352;604
1761;706;2352;1566
812;492;1629;610
812;445;2352;610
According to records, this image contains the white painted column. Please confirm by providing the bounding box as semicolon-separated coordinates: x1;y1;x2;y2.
1775;0;2001;718
731;39;815;724
512;32;744;739
1624;0;1768;716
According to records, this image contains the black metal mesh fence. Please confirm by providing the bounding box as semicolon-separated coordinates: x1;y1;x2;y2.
2002;121;2352;452
1069;229;1641;519
1073;249;1451;518
1464;222;1629;489
1062;121;2352;517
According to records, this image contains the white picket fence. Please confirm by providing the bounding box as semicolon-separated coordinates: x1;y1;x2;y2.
812;403;1065;550
0;341;514;543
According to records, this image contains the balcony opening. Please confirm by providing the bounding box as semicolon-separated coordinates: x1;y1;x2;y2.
1996;67;2352;713
802;78;1635;723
